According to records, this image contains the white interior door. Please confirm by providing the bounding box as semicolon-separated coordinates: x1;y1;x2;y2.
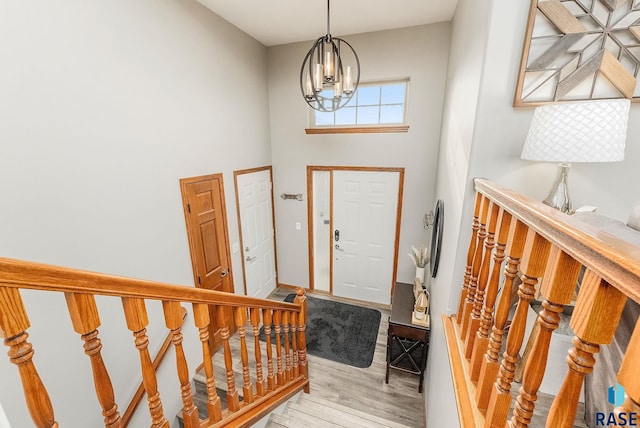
332;170;400;305
236;169;276;298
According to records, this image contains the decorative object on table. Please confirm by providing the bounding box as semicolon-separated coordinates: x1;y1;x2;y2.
259;294;381;368
430;199;444;278
521;99;629;214
412;290;430;328
408;245;429;284
299;0;360;112
627;201;640;232
514;0;640;106
413;278;424;300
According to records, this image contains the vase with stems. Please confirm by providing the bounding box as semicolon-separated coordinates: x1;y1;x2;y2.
408;245;429;285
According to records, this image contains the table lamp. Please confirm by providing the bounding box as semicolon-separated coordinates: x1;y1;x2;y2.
521;99;630;214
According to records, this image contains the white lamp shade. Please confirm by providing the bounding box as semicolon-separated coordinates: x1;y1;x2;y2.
521;99;630;163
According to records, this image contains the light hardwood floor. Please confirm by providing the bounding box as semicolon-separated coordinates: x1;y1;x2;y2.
266;288;427;427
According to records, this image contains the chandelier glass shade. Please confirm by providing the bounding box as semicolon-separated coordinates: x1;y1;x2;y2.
300;0;360;112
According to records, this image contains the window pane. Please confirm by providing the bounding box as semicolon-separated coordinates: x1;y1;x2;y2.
381;84;406;104
345;94;357;107
357;106;379;124
357;86;380;106
335;107;356;125
315;110;334;126
380;105;404;124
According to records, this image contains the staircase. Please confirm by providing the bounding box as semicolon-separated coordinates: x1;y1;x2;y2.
0;257;309;427
266;392;412;428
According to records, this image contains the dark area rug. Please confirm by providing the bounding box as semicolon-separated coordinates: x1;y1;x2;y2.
260;294;381;368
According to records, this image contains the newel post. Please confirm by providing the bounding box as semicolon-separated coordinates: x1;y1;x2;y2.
294;288;309;392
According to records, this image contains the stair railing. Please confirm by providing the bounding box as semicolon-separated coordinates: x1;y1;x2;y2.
444;178;640;427
0;258;309;428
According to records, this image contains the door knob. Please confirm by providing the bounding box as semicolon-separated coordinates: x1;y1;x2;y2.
246;256;257;262
221;270;228;277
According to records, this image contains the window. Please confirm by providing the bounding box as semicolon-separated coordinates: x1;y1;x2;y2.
308;80;409;134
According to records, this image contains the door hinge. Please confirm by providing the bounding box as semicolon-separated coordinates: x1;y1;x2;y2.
187;203;191;213
197;276;201;285
268;181;273;190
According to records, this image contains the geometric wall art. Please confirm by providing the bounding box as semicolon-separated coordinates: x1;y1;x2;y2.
514;0;640;106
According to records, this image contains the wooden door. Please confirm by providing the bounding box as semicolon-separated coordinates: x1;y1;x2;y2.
235;167;277;299
180;173;234;350
332;170;400;305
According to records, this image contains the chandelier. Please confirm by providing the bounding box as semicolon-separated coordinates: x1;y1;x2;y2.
300;0;360;112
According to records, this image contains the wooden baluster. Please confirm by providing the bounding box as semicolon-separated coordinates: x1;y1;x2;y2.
547;270;627;428
192;303;222;422
465;201;499;358
273;310;285;386
250;307;267;397
65;293;121;427
0;287;58;428
234;306;254;404
216;306;240;411
511;248;581;428
458;192;483;323
283;311;292;382
262;309;276;391
461;196;489;340
162;301;198;428
470;208;511;382
121;297;169;428
615;319;640;423
294;288;309;392
486;229;550;427
476;218;527;411
291;311;299;378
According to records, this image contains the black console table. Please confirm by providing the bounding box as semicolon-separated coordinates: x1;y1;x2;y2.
385;282;430;393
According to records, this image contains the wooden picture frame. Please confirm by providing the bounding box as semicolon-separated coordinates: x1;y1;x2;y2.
514;0;640;107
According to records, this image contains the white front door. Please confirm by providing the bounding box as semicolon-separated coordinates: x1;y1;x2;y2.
236;169;277;298
332;170;400;305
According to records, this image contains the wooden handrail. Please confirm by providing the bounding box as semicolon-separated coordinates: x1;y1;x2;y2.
0;257;300;311
444;178;640;428
0;258;309;427
474;178;640;302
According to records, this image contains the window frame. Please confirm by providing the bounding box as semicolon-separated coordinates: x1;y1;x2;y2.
305;79;410;135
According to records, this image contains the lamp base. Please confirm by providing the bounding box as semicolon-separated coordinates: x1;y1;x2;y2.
543;163;572;214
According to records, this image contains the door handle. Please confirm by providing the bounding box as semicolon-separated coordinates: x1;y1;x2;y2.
334;244;344;252
220;270;228;277
246;256;257;262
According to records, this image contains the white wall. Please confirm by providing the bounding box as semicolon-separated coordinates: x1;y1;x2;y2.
0;1;271;426
267;24;452;289
426;0;492;425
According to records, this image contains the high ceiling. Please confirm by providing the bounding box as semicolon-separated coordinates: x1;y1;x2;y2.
196;0;459;47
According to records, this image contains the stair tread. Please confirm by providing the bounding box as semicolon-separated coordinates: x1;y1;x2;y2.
283;405;351;428
297;394;414;428
266;413;290;427
289;401;376;428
